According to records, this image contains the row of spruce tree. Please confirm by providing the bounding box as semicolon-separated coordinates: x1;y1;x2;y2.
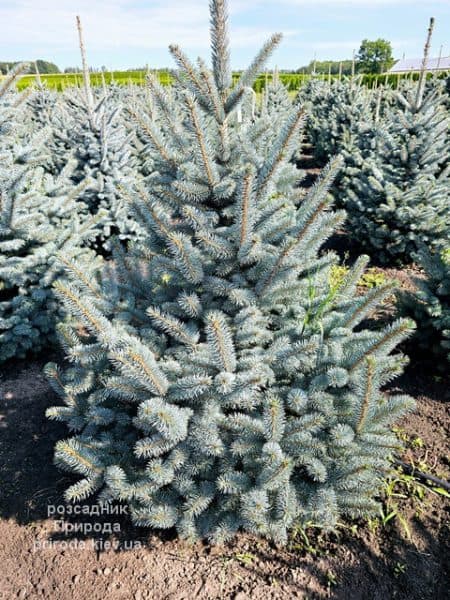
299;74;449;264
0;0;448;543
297;72;449;365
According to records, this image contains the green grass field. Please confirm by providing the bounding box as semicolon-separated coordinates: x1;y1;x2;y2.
14;70;173;91
6;69;447;92
13;70;307;92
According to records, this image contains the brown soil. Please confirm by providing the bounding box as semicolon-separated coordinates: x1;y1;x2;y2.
0;357;448;600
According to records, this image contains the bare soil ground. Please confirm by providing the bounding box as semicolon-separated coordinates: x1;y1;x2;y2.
0;354;448;600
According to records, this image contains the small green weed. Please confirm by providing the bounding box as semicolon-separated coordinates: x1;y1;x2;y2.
234;552;257;566
329;264;387;291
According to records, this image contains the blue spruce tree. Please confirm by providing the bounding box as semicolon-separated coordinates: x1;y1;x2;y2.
333;20;450;264
46;0;415;544
399;246;450;368
340;80;450;264
0;64;101;362
297;77;377;165
44;18;142;248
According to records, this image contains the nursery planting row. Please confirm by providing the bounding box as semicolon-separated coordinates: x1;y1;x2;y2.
0;0;448;548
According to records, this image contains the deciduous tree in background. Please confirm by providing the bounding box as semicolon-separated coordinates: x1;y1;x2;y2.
357;39;394;74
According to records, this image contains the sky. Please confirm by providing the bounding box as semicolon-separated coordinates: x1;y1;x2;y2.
1;0;449;71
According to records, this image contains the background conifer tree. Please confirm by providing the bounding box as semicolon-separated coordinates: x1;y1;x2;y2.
263;70;293;119
399;246;450;368
44;19;142;248
49;88;141;246
296;77;379;164
0;64;101;362
340;80;450;264
314;20;450;265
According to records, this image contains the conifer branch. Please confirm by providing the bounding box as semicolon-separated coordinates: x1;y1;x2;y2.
145;74;186;150
128;107;175;165
57;254;102;300
257;107;305;195
112;348;168;396
257;161;340;297
169;44;208;98
205;311;236;372
124;184;173;240
184;94;217;187
167;232;204;283
157;187;187;209
334;255;370;297
56;440;103;475
356;357;374;434
53;281;109;338
260;458;291;488
147;306;199;347
197;57;226;123
225;33;283;113
349;320;415;372
210;0;232;96
341;283;396;329
195;231;234;259
12;85;33;108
